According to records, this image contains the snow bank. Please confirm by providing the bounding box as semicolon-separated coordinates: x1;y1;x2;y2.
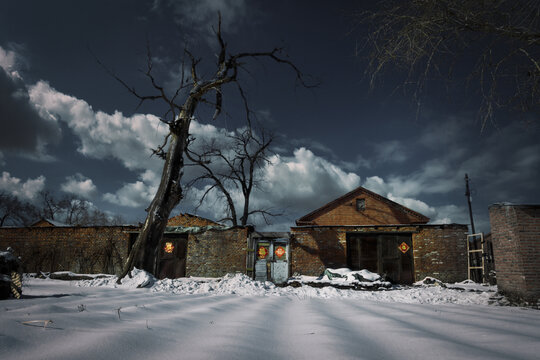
72;270;499;306
75;268;155;288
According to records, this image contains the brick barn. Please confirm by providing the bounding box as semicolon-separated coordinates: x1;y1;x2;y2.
288;187;468;284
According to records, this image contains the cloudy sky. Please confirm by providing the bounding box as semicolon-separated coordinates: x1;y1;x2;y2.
1;1;538;231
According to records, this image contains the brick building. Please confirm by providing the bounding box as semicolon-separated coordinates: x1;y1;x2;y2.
489;204;540;303
1;198;470;285
0;214;252;279
0;220;138;274
288;187;468;284
158;220;251;279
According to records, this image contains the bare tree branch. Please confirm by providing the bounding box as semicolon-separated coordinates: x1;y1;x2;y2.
186;125;275;227
106;13;313;282
356;0;540;127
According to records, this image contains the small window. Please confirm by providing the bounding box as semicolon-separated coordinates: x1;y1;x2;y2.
356;198;366;211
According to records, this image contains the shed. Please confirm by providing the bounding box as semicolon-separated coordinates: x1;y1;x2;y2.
291;186;468;284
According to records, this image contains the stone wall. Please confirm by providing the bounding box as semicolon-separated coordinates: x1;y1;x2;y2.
489;204;540;303
0;226;136;274
290;224;467;283
186;227;249;277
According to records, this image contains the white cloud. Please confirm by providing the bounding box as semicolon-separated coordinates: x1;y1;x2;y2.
259;148;361;211
386;193;436;217
362;176;388;195
103;170;159;208
363;175;468;224
429;204;468;225
28;80;167;171
181;146;362;225
0;171;45;200
0;45;23;80
60;173;97;199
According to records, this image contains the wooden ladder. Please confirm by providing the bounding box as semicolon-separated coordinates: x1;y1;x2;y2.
467;233;485;283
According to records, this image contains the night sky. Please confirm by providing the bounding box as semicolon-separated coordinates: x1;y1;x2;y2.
1;0;538;232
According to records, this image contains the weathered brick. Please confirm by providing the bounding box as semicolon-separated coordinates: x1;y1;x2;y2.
489;204;540;303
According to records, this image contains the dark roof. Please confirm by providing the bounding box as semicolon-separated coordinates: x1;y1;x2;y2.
167;213;222;227
31;218;69;227
296;186;430;225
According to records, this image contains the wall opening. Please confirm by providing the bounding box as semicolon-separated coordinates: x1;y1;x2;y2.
346;233;414;284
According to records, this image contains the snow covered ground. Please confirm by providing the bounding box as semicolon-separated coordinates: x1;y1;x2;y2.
1;273;539;360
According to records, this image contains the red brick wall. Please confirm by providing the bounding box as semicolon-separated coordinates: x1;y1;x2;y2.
489;204;540;303
0;224;250;278
313;195;424;226
290;227;347;275
0;226;136;274
186;227;249;277
412;226;468;283
290;225;467;283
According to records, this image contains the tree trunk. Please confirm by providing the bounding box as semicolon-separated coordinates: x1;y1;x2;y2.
117;117;191;282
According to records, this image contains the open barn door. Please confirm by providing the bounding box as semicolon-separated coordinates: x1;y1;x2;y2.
347;233;414;284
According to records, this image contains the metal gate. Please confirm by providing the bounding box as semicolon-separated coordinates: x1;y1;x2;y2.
254;238;289;284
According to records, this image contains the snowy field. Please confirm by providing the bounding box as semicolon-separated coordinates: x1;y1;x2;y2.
1;273;540;360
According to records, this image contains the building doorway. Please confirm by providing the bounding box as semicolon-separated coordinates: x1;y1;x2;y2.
157;234;188;279
253;238;289;284
346;233;414;284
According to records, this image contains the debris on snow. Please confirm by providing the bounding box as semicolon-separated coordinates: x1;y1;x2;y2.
413;277;447;288
0;247;23;299
75;268;156;288
287;268;392;290
49;272;111;281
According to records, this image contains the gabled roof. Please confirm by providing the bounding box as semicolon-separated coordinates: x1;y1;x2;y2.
296;186;430;226
167;213;222;227
31;218;69;227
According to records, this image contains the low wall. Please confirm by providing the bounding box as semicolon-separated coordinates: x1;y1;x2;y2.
186;227;249;277
0;226;136;274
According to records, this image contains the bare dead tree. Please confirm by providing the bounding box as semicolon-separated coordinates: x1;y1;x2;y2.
110;15;313;282
185;125;280;226
356;0;540;128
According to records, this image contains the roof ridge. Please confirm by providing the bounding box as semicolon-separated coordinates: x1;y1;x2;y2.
296;186;429;225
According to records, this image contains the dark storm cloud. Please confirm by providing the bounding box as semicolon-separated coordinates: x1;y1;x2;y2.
152;0;248;43
0;67;61;160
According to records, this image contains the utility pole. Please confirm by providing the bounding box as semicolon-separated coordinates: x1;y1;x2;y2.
464;173;476;234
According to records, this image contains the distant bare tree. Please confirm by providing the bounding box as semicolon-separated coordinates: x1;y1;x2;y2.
357;0;540;127
186;125;279;226
105;14;313;282
0;191;37;227
37;190;124;226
